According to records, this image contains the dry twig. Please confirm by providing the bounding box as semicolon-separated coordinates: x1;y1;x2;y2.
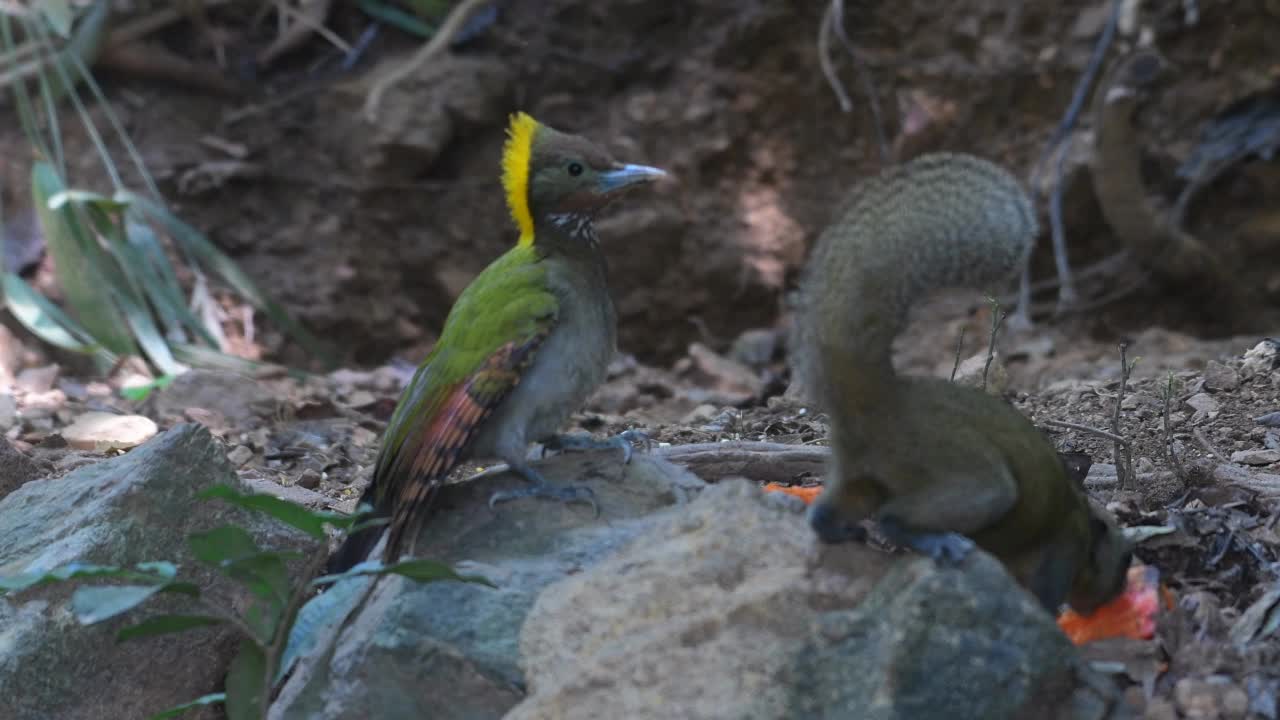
363;0;489;122
818;0;889;163
981;296;1008;392
658;441;830;485
1043;419;1131;446
950;326;966;383
1167;368;1182;476
1111;342;1137;487
1193;427;1230;465
1016;0;1123;322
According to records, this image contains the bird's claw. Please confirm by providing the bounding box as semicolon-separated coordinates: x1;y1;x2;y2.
488;483;599;517
542;429;651;464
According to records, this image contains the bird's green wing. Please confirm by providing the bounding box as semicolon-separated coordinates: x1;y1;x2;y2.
374;245;558;561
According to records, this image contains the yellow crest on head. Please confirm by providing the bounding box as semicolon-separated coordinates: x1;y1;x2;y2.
501;111;539;246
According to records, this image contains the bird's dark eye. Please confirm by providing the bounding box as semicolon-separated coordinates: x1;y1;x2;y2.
567;162;584;177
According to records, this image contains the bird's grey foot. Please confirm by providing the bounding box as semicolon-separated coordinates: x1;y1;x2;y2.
543;429;651;464
877;517;974;566
488;461;599;516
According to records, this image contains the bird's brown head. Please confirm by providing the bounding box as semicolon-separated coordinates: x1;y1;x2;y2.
1066;500;1133;615
501;112;666;246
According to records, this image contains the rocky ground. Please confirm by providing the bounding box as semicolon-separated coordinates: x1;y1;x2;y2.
1;0;1279;718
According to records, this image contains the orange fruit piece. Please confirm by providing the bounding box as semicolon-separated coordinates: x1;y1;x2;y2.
1057;564;1163;645
762;483;822;504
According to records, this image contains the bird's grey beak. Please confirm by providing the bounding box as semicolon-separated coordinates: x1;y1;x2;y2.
597;163;667;194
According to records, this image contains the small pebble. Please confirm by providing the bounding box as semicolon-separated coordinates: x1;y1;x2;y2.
61;412;158;452
1186;393;1219;414
0;393;15;430
297;469;323;489
1203;360;1240;391
15;364;60;393
346;390;377;408
226;445;254;467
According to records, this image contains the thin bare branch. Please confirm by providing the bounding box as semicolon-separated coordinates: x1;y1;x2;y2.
363;0;490;122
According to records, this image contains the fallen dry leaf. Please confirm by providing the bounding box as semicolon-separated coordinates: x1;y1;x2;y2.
1058;564;1163;645
762;482;821;504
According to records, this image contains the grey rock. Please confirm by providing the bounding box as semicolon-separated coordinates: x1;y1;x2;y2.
1230;448;1280;466
509;480;1124;720
242;475;331;510
1185;392;1219;414
0;392;16;430
729;328;780;368
0;424;310;720
1256;411;1280;428
953;352;1009;395
269;451;706;720
788;554;1127;720
149;370;279;427
321;56;511;185
1203;360;1240;391
15;364;59;393
227;444;255;467
0;438;41;500
1240;340;1279;380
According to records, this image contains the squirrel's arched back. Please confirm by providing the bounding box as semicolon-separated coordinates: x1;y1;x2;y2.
791;153;1037;402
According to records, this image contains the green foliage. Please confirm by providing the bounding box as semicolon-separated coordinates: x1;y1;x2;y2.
0;4;335;376
198;484;359;540
119;374;178;402
0;486;489;720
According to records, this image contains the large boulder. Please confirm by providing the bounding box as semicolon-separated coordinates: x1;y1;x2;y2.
509;480;1129;720
0;423;310;720
0;437;41;500
269;450;706;720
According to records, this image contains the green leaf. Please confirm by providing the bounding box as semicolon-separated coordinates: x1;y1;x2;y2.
242;598;278;645
223;552;291;606
135;561;178;579
123;193;337;368
312;558;495;589
32;162;136;356
146;692;226;720
78;200;184;375
121;216;214;346
348;515;391;535
117;614;223;642
1;272;105;356
37;0;72;38
188;525;260;567
120;374;177;402
0;562;127;594
171;342;295;379
158;581;202;598
385;558;497;586
224;641;267;720
199;484;356;539
357;0;437;37
48;188;129;212
72;584;167;624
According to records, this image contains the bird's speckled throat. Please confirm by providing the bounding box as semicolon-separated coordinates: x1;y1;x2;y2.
501;112;539;247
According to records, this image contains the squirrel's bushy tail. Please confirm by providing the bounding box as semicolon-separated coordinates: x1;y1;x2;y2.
792;153;1036;397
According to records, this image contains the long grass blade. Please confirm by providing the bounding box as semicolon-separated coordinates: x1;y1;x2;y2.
0;13;52;161
78;200;184;374
32;161;136;356
1;272;107;357
125;193;336;368
125;215;220;346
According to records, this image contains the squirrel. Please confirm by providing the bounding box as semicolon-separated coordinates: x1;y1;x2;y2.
790;152;1133;615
